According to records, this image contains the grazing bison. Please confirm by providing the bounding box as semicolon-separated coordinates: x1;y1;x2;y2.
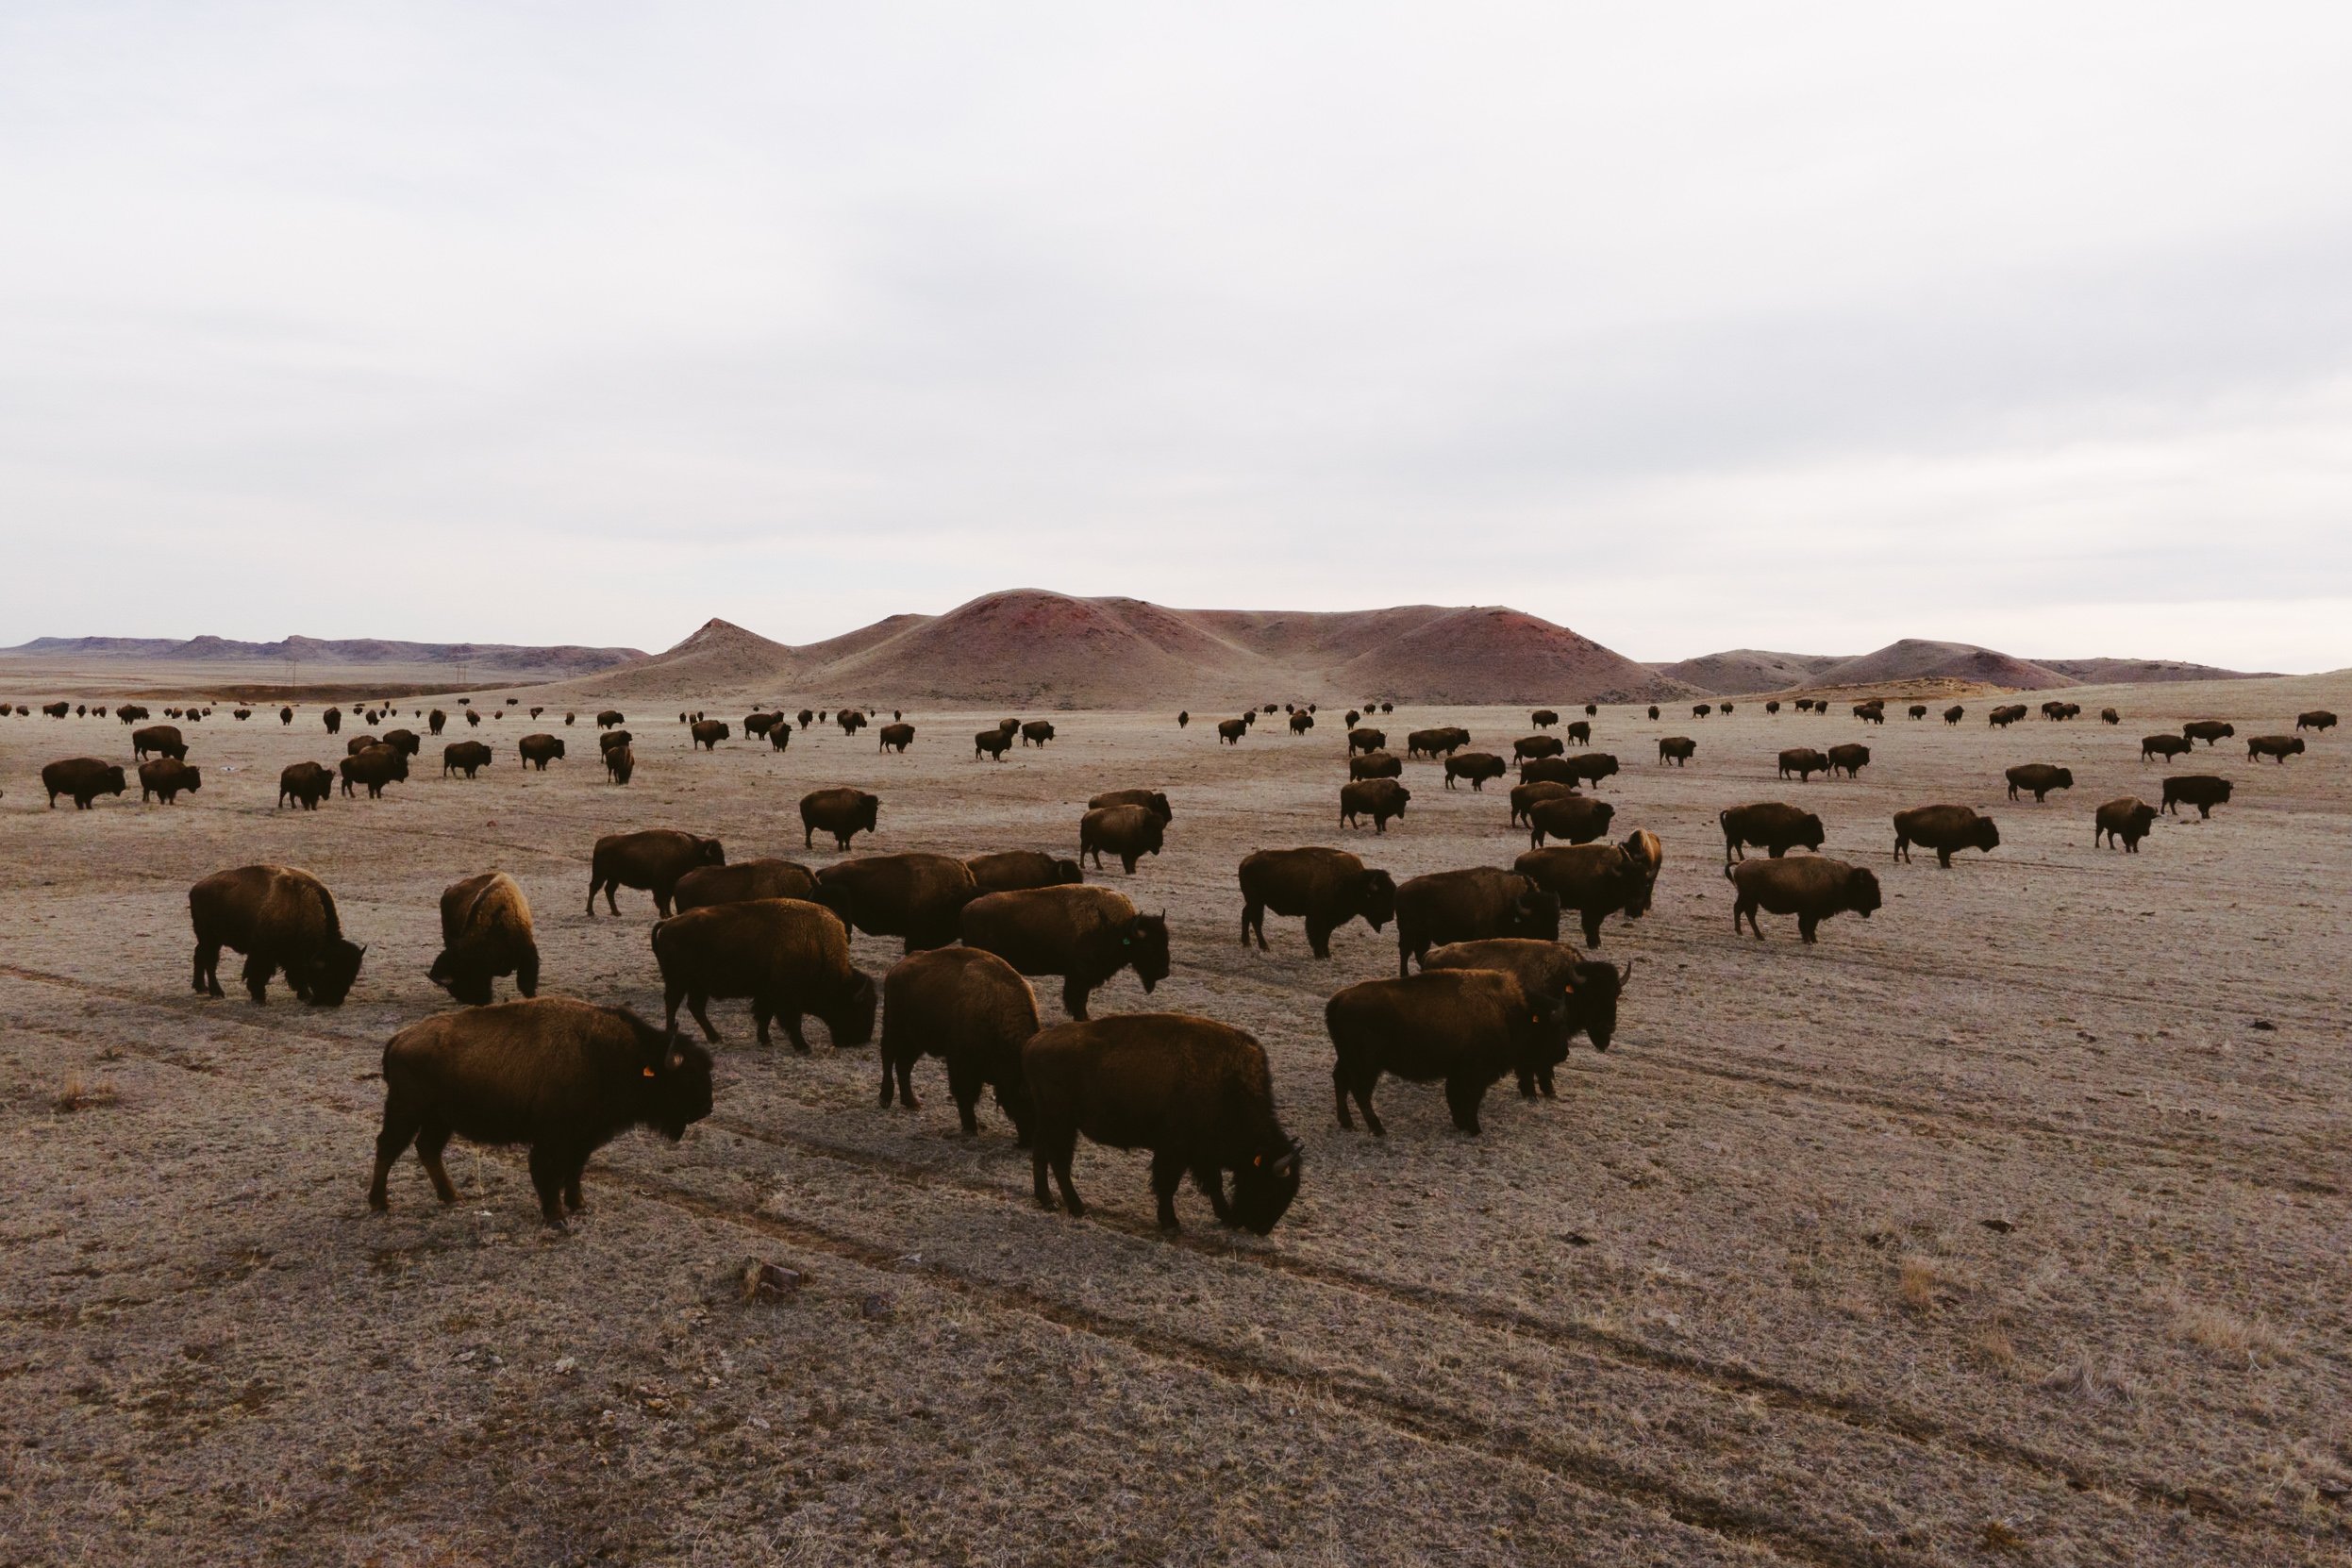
976;726;1017;759
691;720;730;750
587;829;726;917
877;722;915;753
960;885;1169;1020
1089;789;1172;822
1765;701;1781;715
2161;775;2232;819
814;852;978;953
1420;942;1629;1092
1349;750;1403;780
518;734;566;771
1513;842;1651;947
877;947;1041;1139
1080;804;1166;874
1777;746;1828;782
1565;720;1592;745
604;745;635;785
2005;763;2074;802
675;858;819;910
1943;705;1965;725
1853;702;1886;725
137;758;200;803
277;760;333;809
1826;742;1871;777
2182;720;2233;746
1326;971;1566;1136
442;740;493;777
1288;710;1313;735
1339;777;1411;834
1022;720;1056;747
1347;726;1389;755
131;725;186;760
1025;1014;1301;1234
2100;708;2120;726
322;707;342;735
1406;726;1470;759
2141;733;2193;761
2093;797;2159;853
1238;847;1396;958
1514;734;1564;761
1443;751;1508;792
428;871;540;1004
115;704;149;723
1988;705;2027;727
369;998;711;1228
2296;709;2337;732
965;850;1085;894
1509;779;1579;827
189;865;365;1004
1726;858;1880;942
1893;805;2001;867
1656;736;1696;766
651;897;877;1050
1531;709;1558;729
2247;735;2305;763
1392;867;1560;976
596;709;626;729
1526;793;1615;848
1719;802;1825;862
800;787;880;850
339;744;409;799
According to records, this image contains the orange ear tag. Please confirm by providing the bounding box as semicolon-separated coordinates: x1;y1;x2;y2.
643;1067;658;1077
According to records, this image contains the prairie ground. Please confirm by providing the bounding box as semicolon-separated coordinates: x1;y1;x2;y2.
2;678;2347;1565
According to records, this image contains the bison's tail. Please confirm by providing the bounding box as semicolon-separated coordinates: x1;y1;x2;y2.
316;883;344;942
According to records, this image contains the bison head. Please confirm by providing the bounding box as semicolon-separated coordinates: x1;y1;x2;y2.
638;1023;716;1140
1971;817;2002;854
823;969;879;1048
1843;868;1884;920
2051;767;2074;789
694;836;727;867
426;944;493;1007
1569;959;1633;1051
305;939;367;1007
1510;888;1563;942
1122;912;1172;993
1231;1138;1303;1236
1358;870;1398;931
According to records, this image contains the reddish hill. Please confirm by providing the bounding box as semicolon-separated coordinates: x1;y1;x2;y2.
549;618;798;699
1655;648;1849;695
1326;607;1694;704
818;591;1264;705
1807;640;2069;692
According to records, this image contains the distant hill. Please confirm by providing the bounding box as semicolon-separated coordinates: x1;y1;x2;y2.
1658;639;2272;695
2028;656;2275;684
2;633;646;677
1654;648;1850;696
1801;640;2071;691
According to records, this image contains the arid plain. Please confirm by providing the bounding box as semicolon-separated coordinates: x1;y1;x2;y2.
2;674;2347;1566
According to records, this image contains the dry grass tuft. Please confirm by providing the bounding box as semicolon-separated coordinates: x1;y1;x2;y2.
2169;1297;2293;1367
1896;1256;1951;1314
2039;1352;2136;1405
52;1076;120;1113
1977;1519;2028;1554
1967;1326;2019;1372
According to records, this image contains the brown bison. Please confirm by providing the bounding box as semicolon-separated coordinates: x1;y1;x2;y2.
596;709;626;729
976;726;1017;759
1530;709;1559;728
1340;776;1411;833
442;740;493;777
1777;746;1827;782
1726;858;1880;942
675;859;819;910
965;850;1085;894
604;744;635;785
2141;733;2193;760
518;733;565;770
1908;704;1928;720
877;947;1040;1140
2182;720;2234;746
1288;710;1314;735
1693;703;1712;718
768;721;791;752
1647;705;1661;719
1346;726;1389;755
1988;705;2027;727
1080;804;1166;874
428;871;540;1004
743;711;779;736
1514;756;1581;787
2296;709;2337;732
2004;763;2074;802
651;897;877;1051
1089;788;1172;822
1720;801;1825;862
1943;705;1965;725
877;721;915;753
1526;792;1615;848
690;719;730;750
1853;702;1885;725
1565;720;1592;745
1514;734;1564;761
131;724;186;760
345;733;382;755
814;852;977;952
369;997;711;1229
2161;775;2232;819
959;885;1169;1020
1406;726;1470;759
2093;797;2158;852
1176;709;1190;727
137;758;200;803
1420;941;1630;1091
1564;753;1620;788
1237;847;1396;958
1656;736;1696;765
598;728;634;755
1348;750;1403;780
378;728;422;757
1513;842;1651;947
837;709;869;735
1509;779;1579;826
277;760;334;809
1393;867;1560;976
1443;751;1508;791
801;787;880;850
2247;735;2304;763
1025;1014;1302;1234
1021;720;1056;747
189;865;365;1004
339;744;409;799
1826;742;1870;777
587;828;726;916
796;709;814;728
1326;970;1567;1136
2100;708;2120;726
1893;805;2000;867
322;707;343;735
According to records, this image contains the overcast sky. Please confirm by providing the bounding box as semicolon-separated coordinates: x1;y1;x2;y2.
5;4;2349;670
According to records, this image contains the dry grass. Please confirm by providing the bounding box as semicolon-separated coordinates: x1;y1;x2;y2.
51;1076;119;1113
2167;1295;2294;1367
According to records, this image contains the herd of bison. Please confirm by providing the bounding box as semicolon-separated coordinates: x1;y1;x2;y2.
6;689;2339;1242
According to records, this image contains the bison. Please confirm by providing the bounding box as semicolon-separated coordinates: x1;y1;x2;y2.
1025;1014;1302;1234
1514;734;1564;761
2161;775;2232;819
1647;706;1661;719
2100;708;2120;726
277;760;333;809
1443;752;1508;792
598;728;634;755
877;947;1040;1141
1288;711;1313;735
189;865;365;1004
1693;704;1712;718
1088;789;1172;822
1564;720;1592;746
323;707;342;735
1509;779;1579;827
1392;867;1559;976
442;740;493;778
877;722;915;753
1176;710;1190;728
1348;750;1403;780
1237;847;1396;958
814;852;978;953
675;859;819;910
2247;735;2304;763
651;897;877;1051
604;744;635;785
1406;726;1470;759
1989;705;2027;727
1530;709;1558;729
1079;804;1166;874
1347;726;1389;755
339;744;409;799
428;871;540;1004
1943;705;1965;725
1021;720;1056;747
1719;802;1825;863
379;728;422;758
2093;797;2159;853
801;787;880;850
2296;709;2337;732
131;725;186;760
690;720;730;750
1777;746;1827;782
1339;777;1410;833
965;850;1085;894
976;726;1017;759
368;998;711;1229
2141;733;2193;761
1893;805;2001;867
1526;793;1614;848
2182;720;2234;746
137;758;200;803
587;828;726;917
1326;970;1567;1136
518;733;566;771
1563;753;1620;788
2004;763;2074;802
1420;941;1630;1092
1825;742;1870;777
1726;858;1880;942
596;709;626;729
959;885;1169;1020
1512;842;1651;947
1657;736;1695;766
1909;704;1928;720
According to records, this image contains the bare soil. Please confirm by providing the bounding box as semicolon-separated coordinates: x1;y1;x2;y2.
3;675;2347;1565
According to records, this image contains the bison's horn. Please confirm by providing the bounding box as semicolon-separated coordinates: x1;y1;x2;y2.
1619;959;1635;987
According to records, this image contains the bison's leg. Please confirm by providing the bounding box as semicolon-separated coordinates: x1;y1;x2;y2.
367;1098;425;1211
1149;1150;1186;1231
686;990;722;1044
1191;1162;1235;1226
1893;834;1910;863
414;1118;459;1204
1121;852;1139;875
1351;1067;1386;1137
1443;1076;1487;1135
947;1059;993;1133
585;875;605;916
192;938;223;997
1515;1066;1540;1099
877;1042;903;1107
241;952;275;1004
1738;897;1762;939
1581;909;1605;949
515;947;540;1000
562;1159;588;1214
1059;977;1092;1021
1031;1139;1056;1209
1936;848;1954;869
780;1009;813;1053
1306;916;1334;959
1046;1131;1084;1217
526;1144;571;1230
1332;1059;1354;1128
1797;913;1820;943
1241;898;1264;950
750;993;774;1048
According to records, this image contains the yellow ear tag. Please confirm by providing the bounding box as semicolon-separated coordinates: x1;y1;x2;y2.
643;1067;658;1077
